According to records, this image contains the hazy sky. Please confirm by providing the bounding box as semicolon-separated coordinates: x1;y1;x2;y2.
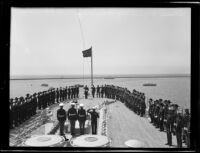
10;8;191;76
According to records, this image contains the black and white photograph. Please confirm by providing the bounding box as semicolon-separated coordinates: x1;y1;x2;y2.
6;5;197;150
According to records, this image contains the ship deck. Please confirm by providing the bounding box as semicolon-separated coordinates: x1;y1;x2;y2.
9;96;186;148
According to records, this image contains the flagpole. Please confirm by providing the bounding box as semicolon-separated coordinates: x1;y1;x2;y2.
91;47;93;87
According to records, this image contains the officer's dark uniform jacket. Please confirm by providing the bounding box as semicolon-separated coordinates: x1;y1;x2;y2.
166;108;175;130
174;113;184;131
68;107;78;121
87;110;99;123
78;109;87;122
84;86;89;93
92;87;95;93
97;86;100;93
57;108;67;122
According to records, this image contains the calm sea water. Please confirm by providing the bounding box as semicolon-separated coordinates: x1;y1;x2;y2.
10;77;190;109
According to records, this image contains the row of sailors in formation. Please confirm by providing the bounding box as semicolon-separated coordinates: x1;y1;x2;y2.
9;85;80;129
84;84;146;117
148;98;190;148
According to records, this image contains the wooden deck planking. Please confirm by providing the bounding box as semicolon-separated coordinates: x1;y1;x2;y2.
107;101;177;148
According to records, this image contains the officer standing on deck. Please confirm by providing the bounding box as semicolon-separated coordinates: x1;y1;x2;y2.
84;85;89;99
159;103;165;131
97;85;100;98
68;102;78;136
78;103;87;135
77;86;79;98
87;107;99;134
20;97;26;122
183;109;190;148
101;85;104;98
13;98;18;127
91;85;95;98
68;87;71;100
32;93;37;115
56;88;59;103
9;98;14;129
71;86;74;99
165;105;175;146
174;108;184;148
57;103;67;136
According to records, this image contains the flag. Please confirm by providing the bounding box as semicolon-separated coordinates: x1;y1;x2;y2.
82;47;92;57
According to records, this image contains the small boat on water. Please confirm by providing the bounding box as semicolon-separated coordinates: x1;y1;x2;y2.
104;77;115;79
41;83;48;87
143;83;157;86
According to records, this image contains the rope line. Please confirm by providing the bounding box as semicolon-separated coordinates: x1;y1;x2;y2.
77;9;86;49
77;8;86;85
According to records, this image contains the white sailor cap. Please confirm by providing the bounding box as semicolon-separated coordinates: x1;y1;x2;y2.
71;102;75;106
59;103;64;107
80;103;84;107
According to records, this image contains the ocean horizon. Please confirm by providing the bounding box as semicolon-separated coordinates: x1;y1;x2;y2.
10;73;190;80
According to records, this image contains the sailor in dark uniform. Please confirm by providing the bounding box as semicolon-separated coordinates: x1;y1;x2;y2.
32;93;37;115
13;97;18;127
148;99;154;123
174;108;184;148
65;87;68;100
9;98;14;129
84;85;89;99
37;92;41;109
59;88;62;102
56;88;59;103
91;85;96;98
183;109;190;148
71;87;74;99
68;87;71;100
172;104;179;136
163;100;171;131
101;85;104;98
159;103;165;131
20;97;26;122
73;86;76;99
27;95;32;119
77;86;79;98
19;96;24;124
52;89;56;104
23;96;28;121
68;103;78;136
97;85;100;98
104;85;108;98
165;105;175;146
87;107;99;134
57;103;67;136
78;103;87;135
15;97;21;126
140;99;146;117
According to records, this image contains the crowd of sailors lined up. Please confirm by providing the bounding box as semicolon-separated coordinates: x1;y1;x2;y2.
9;86;80;129
85;85;146;117
148;98;190;148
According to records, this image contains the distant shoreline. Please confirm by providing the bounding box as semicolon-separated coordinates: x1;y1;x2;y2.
10;74;190;80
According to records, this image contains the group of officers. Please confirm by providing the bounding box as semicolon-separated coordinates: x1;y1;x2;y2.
148;98;190;148
9;85;79;129
57;102;99;136
85;84;146;117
